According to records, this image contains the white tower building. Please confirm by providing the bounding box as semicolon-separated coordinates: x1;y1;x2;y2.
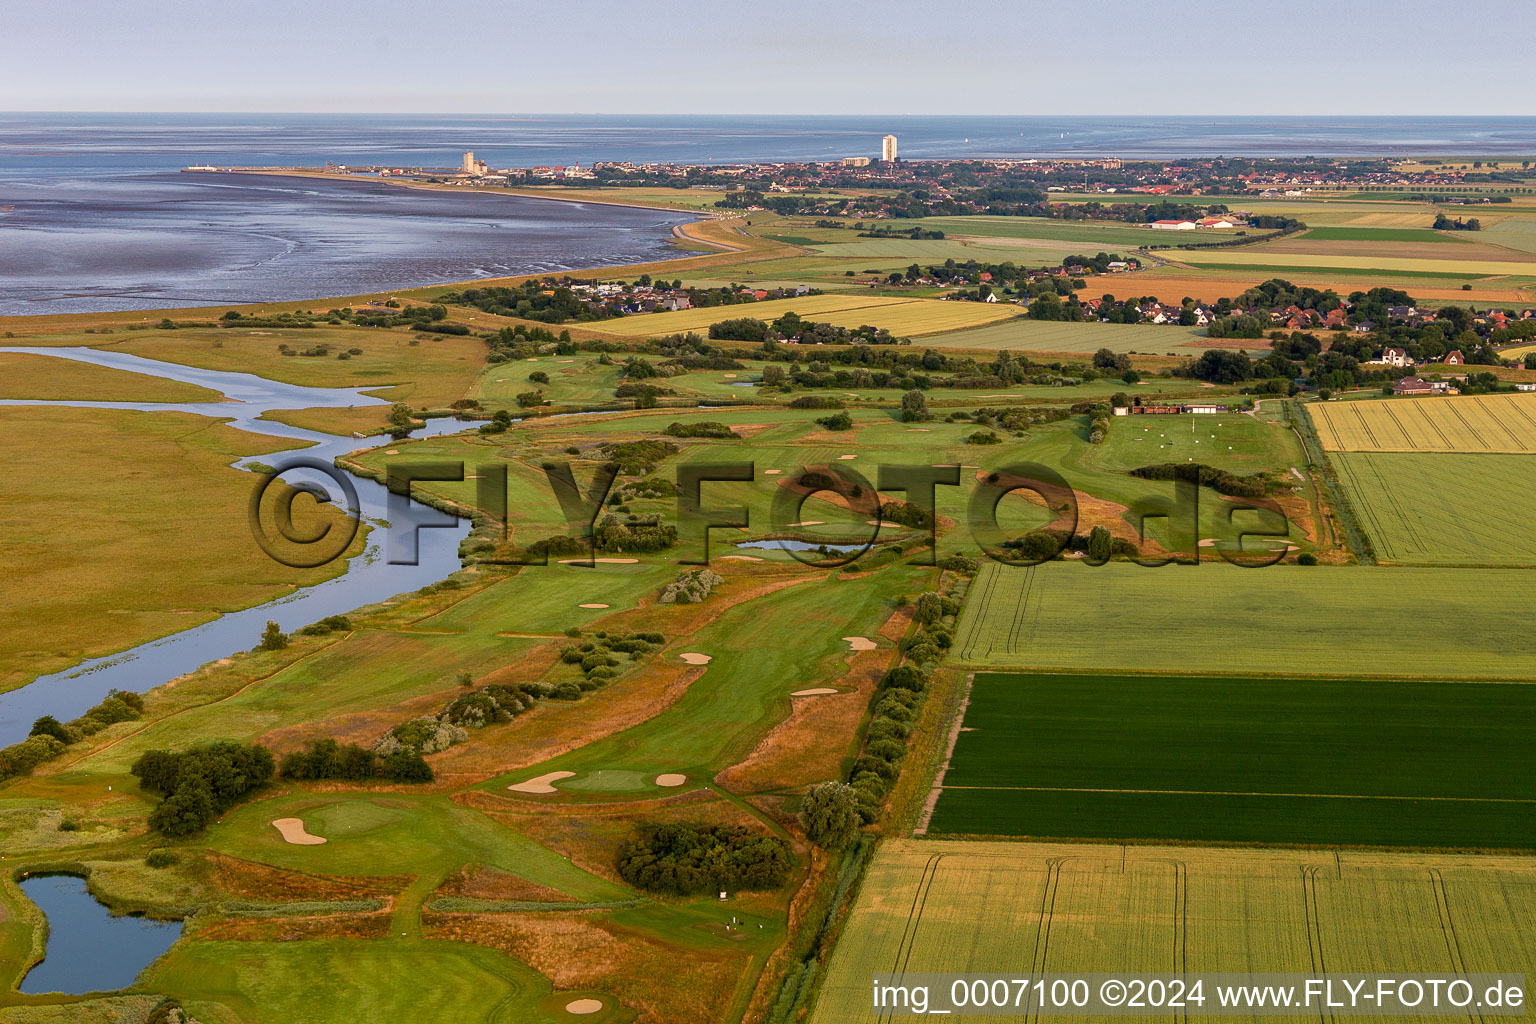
881;134;898;162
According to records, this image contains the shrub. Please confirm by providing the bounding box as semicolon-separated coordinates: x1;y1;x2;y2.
617;824;793;895
799;782;861;849
381;750;434;782
145;850;179;869
815;411;854;431
1297;552;1318;565
258;620;289;651
659;569;723;604
28;716;70;744
879;666;927;692
0;735;66;780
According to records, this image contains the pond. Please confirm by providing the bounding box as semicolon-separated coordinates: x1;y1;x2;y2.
736;539;867;553
17;874;182;995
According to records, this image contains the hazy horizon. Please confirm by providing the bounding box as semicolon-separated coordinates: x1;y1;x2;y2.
7;0;1530;116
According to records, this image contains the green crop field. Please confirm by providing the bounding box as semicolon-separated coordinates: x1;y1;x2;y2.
952;561;1536;678
1297;226;1458;243
911;215;1193;248
1332;452;1536;565
812;840;1536;1023
927;671;1536;846
1310;393;1536;452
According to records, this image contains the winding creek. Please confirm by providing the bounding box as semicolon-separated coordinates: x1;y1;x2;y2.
0;346;474;745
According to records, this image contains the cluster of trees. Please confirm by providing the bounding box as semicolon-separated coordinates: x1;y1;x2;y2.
437;284;620;325
1086;402;1112;445
2;691;145;781
663;420;736;439
617;824;793;895
857;225;944;239
845;667;930;825
278;738;432;783
1129;463;1275;499
1432;213;1481;231
557;631;665;692
485;324;574;365
659;569;723;605
131;742;276;836
707;314;901;347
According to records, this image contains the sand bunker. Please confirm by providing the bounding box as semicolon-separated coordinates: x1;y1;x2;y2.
907;428;931;431
578;603;609;609
843;636;877;651
508;771;576;794
837;454;857;460
764;469;782;475
679;652;712;665
384;449;399;455
654;774;687;787
788;520;824;527
566;1000;604;1015
864;520;904;528
717;555;763;562
723;373;737;378
271;818;326;845
558;557;639;564
791;687;838;696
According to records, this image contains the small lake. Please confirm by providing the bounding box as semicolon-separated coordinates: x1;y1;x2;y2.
737;539;867;553
18;874;182;995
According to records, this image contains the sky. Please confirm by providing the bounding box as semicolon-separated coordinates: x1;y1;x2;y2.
5;0;1529;115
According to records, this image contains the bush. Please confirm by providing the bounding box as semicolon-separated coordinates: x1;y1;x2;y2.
879;666;927;692
145;850;179;869
28;716;70;744
0;735;66;780
799;781;862;849
659;569;723;604
1297;552;1318;565
617;824;793;895
816;411;854;431
381;750;434;782
280;738;380;781
258;620;289;651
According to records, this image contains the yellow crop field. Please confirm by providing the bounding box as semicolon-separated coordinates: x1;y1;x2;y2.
1345;212;1439;227
812;839;1536;1023
593;294;1020;337
1310;394;1536;452
1176;250;1536;276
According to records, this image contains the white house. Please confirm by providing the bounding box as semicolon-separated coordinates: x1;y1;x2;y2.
1150;220;1198;230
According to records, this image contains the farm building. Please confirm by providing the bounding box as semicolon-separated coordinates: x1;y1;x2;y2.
1392;376;1448;396
1185;403;1230;414
1150;219;1198;230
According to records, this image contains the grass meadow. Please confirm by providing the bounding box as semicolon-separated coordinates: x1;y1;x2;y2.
0;353;221;403
952;561;1536;678
0;407;358;692
928;672;1536;847
812;840;1536;1022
